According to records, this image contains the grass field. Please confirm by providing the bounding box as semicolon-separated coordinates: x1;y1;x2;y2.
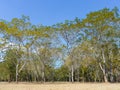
0;82;120;90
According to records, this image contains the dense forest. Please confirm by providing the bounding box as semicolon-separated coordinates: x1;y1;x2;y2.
0;7;120;83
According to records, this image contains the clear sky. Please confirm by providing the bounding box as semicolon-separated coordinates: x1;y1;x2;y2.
0;0;119;26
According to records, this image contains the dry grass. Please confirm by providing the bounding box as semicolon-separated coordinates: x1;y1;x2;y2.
0;82;120;90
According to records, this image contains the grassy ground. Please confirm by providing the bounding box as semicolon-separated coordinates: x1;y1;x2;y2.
0;82;120;90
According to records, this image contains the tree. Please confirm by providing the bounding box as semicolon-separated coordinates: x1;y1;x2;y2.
4;49;24;82
82;8;120;82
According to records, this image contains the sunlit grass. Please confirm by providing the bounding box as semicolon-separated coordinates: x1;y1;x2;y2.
0;82;120;90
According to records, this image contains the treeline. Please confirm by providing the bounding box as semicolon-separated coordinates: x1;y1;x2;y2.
0;7;120;83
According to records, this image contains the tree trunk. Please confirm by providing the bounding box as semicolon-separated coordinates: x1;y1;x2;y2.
69;70;71;82
110;68;114;82
77;68;80;82
101;49;108;83
104;74;108;83
99;63;108;83
41;64;45;82
16;64;18;83
109;50;114;82
71;65;74;82
42;71;45;82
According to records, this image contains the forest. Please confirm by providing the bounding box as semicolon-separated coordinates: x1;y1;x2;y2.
0;7;120;83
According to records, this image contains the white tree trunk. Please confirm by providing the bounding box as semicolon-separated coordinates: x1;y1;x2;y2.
71;65;74;82
16;64;19;83
99;63;108;83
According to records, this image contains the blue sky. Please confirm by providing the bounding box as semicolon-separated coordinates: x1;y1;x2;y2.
0;0;119;26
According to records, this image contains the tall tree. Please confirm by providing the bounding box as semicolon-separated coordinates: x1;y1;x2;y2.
82;8;119;82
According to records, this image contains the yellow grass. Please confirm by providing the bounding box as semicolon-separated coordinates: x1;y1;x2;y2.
0;82;120;90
